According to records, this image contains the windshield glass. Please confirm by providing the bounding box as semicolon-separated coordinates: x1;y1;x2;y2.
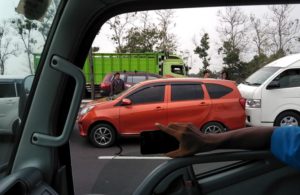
74;4;300;194
3;1;300;194
0;0;60;178
244;67;280;86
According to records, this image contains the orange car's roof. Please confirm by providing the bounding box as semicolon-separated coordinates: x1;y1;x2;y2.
139;77;236;86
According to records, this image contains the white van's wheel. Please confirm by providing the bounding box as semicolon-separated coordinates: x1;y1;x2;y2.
274;111;300;127
201;122;226;134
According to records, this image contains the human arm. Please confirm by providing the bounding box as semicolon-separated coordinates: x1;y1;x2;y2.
156;123;274;158
271;126;300;170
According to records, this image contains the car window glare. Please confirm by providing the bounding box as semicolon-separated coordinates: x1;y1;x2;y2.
245;67;280;85
132;75;146;83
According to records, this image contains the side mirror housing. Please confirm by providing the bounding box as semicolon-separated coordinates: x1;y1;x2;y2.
23;75;34;95
121;98;132;106
266;80;280;90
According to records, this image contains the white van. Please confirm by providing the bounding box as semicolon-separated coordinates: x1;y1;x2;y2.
238;53;300;127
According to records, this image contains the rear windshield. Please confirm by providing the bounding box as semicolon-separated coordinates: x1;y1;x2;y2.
244;67;280;86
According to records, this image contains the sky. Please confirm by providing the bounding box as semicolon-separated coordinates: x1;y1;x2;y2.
1;1;300;75
93;5;300;74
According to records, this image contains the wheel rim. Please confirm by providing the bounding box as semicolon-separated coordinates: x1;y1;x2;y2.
204;125;223;134
94;127;112;145
280;116;299;127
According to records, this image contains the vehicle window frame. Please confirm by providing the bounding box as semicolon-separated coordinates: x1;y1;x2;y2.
0;82;18;98
171;65;185;75
170;83;204;102
205;83;233;99
125;84;166;105
272;68;300;89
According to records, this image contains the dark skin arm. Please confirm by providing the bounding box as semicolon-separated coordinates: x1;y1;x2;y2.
156;123;275;158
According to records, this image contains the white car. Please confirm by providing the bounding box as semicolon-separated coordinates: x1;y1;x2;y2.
0;75;26;134
238;54;300;127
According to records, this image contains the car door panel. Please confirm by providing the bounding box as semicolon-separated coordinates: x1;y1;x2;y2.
0;98;19;132
119;103;167;134
119;85;167;134
167;84;211;127
134;151;300;195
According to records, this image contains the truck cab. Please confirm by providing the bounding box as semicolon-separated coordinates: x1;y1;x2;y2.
162;55;187;77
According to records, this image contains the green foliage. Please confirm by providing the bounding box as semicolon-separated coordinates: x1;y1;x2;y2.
123;27;160;53
219;41;240;68
194;33;210;70
12;18;38;74
0;22;18;75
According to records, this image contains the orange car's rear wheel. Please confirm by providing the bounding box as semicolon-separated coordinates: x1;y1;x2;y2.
89;123;116;148
201;122;225;134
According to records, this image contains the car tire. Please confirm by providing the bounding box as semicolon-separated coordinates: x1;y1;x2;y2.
89;123;116;148
201;122;226;134
274;111;300;127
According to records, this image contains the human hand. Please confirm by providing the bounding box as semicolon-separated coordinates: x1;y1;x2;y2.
155;123;218;158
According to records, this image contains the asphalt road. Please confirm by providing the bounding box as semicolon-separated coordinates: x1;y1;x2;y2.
70;126;168;195
70;126;236;195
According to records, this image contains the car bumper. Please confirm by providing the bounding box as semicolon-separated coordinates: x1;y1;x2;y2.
77;118;89;137
246;108;273;127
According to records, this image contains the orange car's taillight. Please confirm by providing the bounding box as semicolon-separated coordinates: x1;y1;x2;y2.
239;98;246;109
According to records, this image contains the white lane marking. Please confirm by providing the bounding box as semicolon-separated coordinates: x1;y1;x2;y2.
98;156;171;160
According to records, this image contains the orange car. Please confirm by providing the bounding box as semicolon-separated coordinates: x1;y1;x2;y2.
77;78;246;147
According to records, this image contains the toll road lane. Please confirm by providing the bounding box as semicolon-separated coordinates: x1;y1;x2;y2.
70;126;237;195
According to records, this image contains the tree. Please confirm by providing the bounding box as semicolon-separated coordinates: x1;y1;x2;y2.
123;26;160;53
107;13;135;53
122;11;160;53
217;7;248;54
37;0;60;41
12;18;37;74
250;15;270;56
268;5;300;54
218;41;240;68
155;10;177;53
217;7;248;80
194;33;210;71
0;21;18;75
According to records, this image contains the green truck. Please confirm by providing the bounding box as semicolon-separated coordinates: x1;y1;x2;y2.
33;52;187;95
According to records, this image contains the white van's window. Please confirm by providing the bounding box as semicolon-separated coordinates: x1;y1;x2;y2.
244;67;280;86
0;83;16;98
276;69;300;88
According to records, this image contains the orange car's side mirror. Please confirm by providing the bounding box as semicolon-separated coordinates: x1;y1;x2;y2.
121;98;132;106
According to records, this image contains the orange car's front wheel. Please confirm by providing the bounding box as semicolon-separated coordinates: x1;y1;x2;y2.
89;123;117;148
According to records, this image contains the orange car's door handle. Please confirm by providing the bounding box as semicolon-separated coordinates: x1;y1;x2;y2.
199;102;208;106
155;106;164;110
